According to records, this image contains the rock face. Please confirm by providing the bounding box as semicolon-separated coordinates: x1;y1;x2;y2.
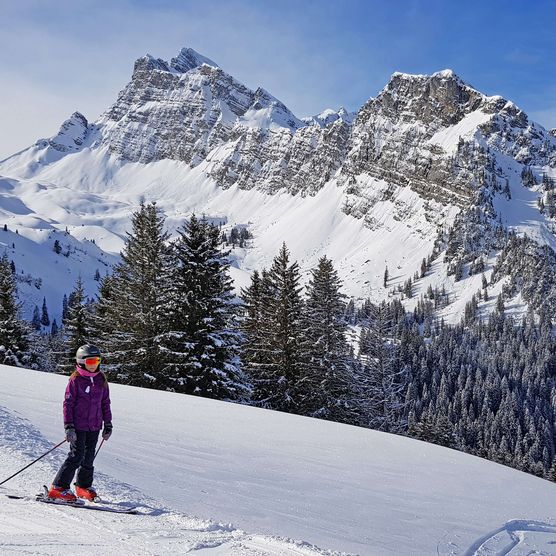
48;112;92;152
339;71;556;213
87;48;556;320
93;50;555;217
2;46;556;323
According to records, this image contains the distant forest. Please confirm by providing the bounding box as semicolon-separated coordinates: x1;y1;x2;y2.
1;202;554;482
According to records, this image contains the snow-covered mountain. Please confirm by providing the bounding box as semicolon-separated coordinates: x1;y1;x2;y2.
1;47;556;325
1;365;555;555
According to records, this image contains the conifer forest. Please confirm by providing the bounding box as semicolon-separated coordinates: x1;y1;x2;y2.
1;202;554;482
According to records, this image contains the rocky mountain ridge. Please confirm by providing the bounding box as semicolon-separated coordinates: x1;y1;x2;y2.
1;46;556;325
41;48;556;214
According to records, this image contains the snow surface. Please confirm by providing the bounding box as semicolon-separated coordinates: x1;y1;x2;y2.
0;142;456;324
1;366;555;555
0;61;555;327
427;110;493;154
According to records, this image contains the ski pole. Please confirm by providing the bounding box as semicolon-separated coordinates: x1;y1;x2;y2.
0;439;66;486
93;438;105;461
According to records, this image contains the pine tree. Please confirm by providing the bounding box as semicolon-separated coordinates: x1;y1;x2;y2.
31;305;41;330
158;215;246;399
62;294;69;323
301;256;356;422
94;201;171;386
90;273;116;347
241;270;264;391
61;276;92;372
41;297;50;326
244;244;306;412
420;258;427;278
0;253;29;366
548;459;556;482
360;301;408;433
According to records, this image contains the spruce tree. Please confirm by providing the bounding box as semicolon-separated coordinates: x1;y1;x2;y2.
241;270;264;388
31;306;41;330
548;459;556;482
62;294;68;323
41;297;50;326
301;256;356;421
61;276;92;372
360;301;408;433
246;243;306;412
95;201;171;386
0;253;29;366
159;215;245;399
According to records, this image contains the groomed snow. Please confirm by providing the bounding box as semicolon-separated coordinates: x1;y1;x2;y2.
1;366;555;555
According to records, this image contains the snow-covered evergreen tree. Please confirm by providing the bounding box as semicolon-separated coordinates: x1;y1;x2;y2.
243;244;307;412
62;294;68;323
31;305;41;331
360;301;408;433
240;270;264;391
60;276;92;372
301;256;357;422
41;297;50;326
94;201;171;386
0;253;29;366
158;214;246;399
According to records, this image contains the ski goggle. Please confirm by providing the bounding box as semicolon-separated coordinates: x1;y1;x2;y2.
83;357;101;366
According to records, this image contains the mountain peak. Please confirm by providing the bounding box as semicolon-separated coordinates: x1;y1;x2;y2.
132;48;219;77
368;68;486;128
49;111;91;152
389;69;471;90
170;47;219;73
302;107;355;127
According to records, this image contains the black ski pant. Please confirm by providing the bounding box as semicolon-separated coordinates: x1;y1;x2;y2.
53;430;100;489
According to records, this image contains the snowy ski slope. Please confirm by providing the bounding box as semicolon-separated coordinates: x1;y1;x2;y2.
1;365;555;555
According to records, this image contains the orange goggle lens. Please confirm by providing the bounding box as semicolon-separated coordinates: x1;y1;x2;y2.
84;357;101;366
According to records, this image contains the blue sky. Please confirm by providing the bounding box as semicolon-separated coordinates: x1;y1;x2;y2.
1;0;555;158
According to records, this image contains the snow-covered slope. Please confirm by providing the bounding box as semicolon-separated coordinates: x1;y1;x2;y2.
1;365;555;555
1;47;556;324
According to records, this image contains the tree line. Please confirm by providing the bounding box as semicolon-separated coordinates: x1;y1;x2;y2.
0;201;554;482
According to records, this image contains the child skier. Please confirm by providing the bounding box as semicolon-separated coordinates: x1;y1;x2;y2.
48;344;113;502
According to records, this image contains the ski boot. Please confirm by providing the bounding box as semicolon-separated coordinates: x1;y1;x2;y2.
47;485;77;502
75;485;98;501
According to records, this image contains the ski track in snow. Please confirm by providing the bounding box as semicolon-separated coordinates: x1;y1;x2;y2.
464;520;556;556
2;370;556;556
0;406;346;556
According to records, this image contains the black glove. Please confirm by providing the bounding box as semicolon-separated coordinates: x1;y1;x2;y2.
102;422;113;441
65;424;77;443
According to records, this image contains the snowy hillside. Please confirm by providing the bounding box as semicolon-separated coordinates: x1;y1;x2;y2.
1;365;555;555
0;46;556;325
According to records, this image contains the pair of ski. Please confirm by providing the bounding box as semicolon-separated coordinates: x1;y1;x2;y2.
5;485;140;514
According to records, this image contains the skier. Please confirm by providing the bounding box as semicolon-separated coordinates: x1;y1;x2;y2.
48;345;113;502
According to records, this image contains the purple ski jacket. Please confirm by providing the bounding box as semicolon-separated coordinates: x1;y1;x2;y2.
63;370;112;432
